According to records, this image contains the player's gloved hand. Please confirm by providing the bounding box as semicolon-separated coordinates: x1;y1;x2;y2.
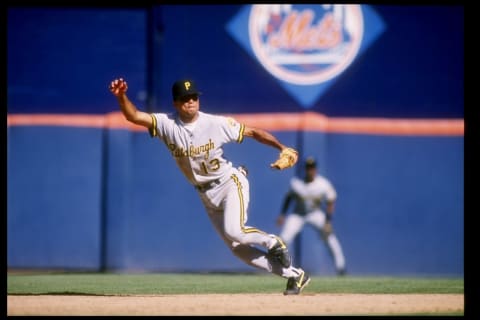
271;147;298;170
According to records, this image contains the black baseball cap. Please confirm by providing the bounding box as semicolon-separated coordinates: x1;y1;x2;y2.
172;79;202;101
305;157;317;168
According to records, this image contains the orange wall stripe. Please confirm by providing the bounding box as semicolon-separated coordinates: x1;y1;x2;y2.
223;112;464;136
7;111;464;136
7;114;106;128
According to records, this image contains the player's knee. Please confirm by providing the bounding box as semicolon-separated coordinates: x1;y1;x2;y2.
224;227;244;244
320;229;332;241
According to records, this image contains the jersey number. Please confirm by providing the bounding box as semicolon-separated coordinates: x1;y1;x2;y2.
201;159;220;174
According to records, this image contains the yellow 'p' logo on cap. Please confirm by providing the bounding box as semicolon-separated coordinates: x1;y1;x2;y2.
184;82;191;90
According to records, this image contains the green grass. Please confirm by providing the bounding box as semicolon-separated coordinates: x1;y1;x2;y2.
7;272;464;296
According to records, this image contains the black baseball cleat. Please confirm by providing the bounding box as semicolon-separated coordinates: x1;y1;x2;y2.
268;237;292;268
283;270;311;295
337;268;347;276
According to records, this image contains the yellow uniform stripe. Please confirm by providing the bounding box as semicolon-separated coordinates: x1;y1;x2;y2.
231;174;266;235
149;113;157;137
237;123;245;143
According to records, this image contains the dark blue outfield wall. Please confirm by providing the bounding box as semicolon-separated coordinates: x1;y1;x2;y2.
7;125;464;276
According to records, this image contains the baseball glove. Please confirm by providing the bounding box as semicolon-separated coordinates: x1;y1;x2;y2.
270;147;298;170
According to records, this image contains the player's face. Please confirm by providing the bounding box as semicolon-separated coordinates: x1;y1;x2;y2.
173;94;200;122
305;167;316;182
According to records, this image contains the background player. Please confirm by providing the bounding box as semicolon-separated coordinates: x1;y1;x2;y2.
109;77;310;295
276;157;347;276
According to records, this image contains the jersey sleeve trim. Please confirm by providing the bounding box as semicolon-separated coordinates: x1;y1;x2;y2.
237;123;245;143
148;114;157;137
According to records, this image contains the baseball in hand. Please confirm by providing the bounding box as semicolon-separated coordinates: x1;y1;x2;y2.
109;78;128;95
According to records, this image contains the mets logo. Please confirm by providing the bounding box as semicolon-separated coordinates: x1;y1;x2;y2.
249;4;363;85
226;4;385;108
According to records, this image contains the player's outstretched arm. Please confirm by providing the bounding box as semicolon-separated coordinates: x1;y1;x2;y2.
109;78;152;129
243;125;298;170
243;125;286;151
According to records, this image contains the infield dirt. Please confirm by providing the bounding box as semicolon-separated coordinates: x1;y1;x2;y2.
7;293;463;316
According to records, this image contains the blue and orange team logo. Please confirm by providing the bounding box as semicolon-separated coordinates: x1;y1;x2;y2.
227;4;386;108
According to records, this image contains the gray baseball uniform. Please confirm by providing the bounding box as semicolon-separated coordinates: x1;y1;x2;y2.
150;110;304;279
280;171;346;274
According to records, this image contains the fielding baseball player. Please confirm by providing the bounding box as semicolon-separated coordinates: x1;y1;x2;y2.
276;157;347;276
109;77;310;295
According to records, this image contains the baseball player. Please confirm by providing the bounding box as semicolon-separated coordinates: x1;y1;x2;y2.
109;77;310;295
276;157;347;276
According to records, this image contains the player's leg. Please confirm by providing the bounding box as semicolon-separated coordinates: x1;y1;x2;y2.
230;242;311;295
279;213;305;245
324;233;346;275
222;172;284;254
198;170;311;294
200;193;303;279
306;211;347;275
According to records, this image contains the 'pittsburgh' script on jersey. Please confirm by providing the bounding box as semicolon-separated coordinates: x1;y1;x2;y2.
168;139;215;159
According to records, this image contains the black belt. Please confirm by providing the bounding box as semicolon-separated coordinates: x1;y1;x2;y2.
195;179;221;192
